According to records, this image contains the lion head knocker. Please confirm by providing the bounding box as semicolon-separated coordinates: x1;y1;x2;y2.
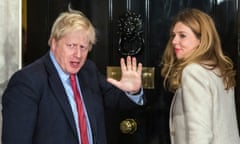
117;11;144;56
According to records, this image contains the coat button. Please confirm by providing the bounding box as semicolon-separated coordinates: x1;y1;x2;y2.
170;131;175;136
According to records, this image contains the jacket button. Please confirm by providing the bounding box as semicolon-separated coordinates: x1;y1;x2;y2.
170;131;175;136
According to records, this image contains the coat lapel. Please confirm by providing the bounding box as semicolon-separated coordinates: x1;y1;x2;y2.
169;92;177;143
43;53;78;137
77;70;98;142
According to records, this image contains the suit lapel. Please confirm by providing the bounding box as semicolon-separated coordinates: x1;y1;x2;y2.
43;53;78;137
169;92;177;142
77;71;98;141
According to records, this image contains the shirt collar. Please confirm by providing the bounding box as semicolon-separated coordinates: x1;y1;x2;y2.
49;51;70;82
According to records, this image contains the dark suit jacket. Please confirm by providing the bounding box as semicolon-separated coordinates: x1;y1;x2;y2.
2;52;143;144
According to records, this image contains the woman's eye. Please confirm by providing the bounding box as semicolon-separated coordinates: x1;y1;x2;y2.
179;34;186;38
171;33;176;38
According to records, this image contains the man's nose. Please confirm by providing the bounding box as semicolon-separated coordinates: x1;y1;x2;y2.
75;47;82;57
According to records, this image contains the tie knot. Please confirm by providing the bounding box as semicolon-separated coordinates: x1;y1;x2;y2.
70;74;76;82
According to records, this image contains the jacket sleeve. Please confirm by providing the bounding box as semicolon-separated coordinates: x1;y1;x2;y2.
181;64;214;144
2;70;40;144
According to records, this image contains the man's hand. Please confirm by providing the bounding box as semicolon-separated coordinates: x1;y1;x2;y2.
107;56;142;94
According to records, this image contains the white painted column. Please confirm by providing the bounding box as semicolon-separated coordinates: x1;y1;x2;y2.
0;0;21;142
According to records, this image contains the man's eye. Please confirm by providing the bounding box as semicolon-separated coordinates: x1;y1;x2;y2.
66;44;77;49
80;45;86;49
66;44;73;47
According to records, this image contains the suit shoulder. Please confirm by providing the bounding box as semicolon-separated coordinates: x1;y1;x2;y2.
182;63;211;81
183;63;205;71
82;59;98;71
9;55;49;86
183;63;209;75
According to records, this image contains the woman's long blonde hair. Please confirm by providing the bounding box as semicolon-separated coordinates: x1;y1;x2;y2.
161;8;236;92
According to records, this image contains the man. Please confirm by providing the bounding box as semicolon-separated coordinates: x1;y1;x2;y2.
2;10;144;144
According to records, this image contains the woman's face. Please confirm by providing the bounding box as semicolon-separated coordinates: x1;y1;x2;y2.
171;22;200;60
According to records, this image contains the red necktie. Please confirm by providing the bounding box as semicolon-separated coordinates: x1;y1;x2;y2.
70;74;89;144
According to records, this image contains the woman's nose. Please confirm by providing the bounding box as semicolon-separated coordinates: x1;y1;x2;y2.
172;36;178;45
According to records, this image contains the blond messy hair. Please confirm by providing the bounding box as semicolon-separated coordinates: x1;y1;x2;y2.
48;9;96;51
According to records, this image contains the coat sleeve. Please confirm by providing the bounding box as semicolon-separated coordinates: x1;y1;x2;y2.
181;64;214;144
2;70;40;144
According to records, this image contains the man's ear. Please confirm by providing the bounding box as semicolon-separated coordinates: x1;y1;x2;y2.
50;38;57;51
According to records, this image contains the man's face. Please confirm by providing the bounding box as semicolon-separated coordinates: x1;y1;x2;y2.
51;29;90;74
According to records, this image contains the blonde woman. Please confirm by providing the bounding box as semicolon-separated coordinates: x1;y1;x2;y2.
161;8;240;144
